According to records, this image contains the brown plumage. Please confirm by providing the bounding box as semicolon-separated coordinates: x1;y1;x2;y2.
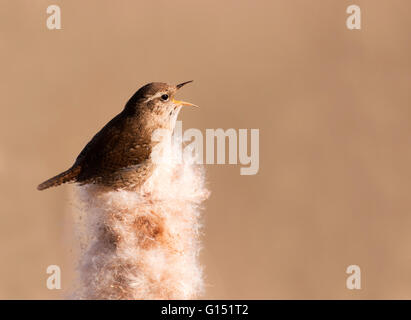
37;81;195;191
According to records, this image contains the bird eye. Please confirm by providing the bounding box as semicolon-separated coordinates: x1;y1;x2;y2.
161;94;169;101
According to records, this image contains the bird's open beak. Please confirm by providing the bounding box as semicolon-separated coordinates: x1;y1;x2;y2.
176;80;193;89
174;80;198;107
172;99;199;107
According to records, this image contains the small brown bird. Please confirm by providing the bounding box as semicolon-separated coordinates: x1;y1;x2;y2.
37;81;196;191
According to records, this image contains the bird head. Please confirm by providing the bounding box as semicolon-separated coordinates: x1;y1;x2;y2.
125;81;197;130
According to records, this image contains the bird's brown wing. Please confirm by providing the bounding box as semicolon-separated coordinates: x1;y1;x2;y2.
74;111;150;183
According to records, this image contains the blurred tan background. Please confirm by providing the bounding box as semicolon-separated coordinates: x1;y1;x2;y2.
1;0;411;299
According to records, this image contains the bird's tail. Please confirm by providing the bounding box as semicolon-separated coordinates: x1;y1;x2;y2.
37;166;81;191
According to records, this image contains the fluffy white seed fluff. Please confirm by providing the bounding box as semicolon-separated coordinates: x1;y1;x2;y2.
71;135;209;299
